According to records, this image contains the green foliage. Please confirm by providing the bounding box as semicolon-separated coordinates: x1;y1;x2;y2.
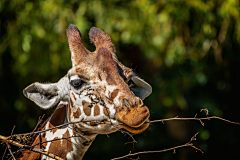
0;0;240;159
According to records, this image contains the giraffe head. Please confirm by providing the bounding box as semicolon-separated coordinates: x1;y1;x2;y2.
23;24;152;134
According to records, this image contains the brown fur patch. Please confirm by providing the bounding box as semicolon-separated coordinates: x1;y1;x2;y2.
98;72;102;81
70;98;74;107
110;89;119;100
82;100;92;116
48;130;73;159
72;92;77;100
94;104;100;116
106;74;116;85
103;107;111;117
49;105;66;134
48;122;57;134
73;108;81;118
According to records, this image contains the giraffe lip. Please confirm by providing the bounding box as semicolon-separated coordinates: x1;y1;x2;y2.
120;119;150;134
118;110;150;134
116;105;150;129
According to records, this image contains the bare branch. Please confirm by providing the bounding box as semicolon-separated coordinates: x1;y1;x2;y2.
2;126;16;160
111;144;192;160
32;114;45;135
13;109;240;139
1;109;239;160
6;143;16;160
119;130;137;145
2;144;7;160
149;116;240;125
111;133;203;160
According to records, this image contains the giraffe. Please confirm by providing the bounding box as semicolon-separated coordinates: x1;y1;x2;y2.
17;24;152;160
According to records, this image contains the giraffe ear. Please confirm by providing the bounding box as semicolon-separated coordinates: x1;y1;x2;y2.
23;82;61;109
130;76;152;100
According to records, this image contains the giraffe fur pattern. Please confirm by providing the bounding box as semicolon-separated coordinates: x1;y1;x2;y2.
17;24;152;160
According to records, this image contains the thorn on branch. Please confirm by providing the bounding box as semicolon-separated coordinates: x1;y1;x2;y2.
173;149;176;154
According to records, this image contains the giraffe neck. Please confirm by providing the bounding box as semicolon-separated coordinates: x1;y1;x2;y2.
18;102;98;160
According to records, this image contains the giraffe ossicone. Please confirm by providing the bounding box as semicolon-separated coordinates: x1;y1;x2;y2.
19;24;152;160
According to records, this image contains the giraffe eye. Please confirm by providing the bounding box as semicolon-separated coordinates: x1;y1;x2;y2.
70;79;84;89
128;79;136;88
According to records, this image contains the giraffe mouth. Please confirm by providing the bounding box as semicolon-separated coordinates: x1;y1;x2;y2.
116;105;150;134
120;119;150;134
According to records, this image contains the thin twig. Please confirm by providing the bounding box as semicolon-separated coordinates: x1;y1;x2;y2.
112;133;203;160
32;114;45;135
2;126;16;160
190;145;204;154
6;143;15;160
2;144;7;160
111;144;192;160
149;116;240;125
120;130;137;145
119;129;137;151
10;126;15;138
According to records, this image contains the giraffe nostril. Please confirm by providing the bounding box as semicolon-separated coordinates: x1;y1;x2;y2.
136;97;143;107
139;99;143;106
123;99;130;107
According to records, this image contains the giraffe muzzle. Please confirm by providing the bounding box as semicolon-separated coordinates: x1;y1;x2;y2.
115;102;150;134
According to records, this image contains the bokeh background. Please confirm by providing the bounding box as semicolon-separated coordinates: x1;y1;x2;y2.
0;0;240;159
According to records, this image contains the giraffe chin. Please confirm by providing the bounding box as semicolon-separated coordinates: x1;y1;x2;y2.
120;119;150;134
